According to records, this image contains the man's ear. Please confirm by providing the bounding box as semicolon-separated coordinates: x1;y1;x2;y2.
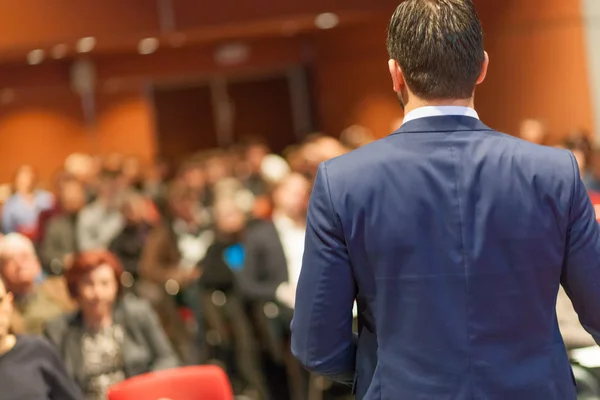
476;51;489;85
388;59;405;93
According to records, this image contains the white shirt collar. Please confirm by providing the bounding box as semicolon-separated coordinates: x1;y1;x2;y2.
402;106;479;125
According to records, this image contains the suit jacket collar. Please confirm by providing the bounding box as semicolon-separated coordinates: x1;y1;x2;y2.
392;115;493;135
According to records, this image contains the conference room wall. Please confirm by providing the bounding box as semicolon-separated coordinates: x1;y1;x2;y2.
313;1;593;142
0;0;594;184
475;0;593;142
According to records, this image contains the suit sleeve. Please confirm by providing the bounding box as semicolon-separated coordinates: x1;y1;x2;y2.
562;151;600;345
291;162;356;384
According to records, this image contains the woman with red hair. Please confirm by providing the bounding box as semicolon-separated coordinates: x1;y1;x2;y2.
44;250;179;400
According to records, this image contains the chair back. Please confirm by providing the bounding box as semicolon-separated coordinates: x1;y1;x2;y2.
107;365;233;400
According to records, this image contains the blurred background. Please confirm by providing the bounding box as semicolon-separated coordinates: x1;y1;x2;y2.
1;1;600;400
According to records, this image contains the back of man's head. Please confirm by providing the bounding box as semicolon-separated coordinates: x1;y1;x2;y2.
387;0;484;100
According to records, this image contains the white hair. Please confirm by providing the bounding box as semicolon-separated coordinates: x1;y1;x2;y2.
0;233;36;262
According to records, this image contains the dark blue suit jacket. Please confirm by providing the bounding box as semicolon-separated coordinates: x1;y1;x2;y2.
291;115;600;400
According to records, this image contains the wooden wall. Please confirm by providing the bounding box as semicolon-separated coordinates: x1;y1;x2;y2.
0;0;594;183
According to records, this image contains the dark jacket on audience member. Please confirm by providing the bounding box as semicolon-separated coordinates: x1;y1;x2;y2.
40;214;79;275
44;295;179;388
237;220;288;302
0;335;83;400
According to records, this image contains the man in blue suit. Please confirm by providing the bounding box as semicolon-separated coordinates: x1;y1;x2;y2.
291;0;600;399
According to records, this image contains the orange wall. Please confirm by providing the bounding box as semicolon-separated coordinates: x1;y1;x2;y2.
313;0;592;141
475;0;593;141
0;87;154;184
312;18;403;138
0;0;593;183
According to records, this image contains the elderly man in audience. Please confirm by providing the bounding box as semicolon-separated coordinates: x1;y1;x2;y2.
0;233;73;335
45;250;179;400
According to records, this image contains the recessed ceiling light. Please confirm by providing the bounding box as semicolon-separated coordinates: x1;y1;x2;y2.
51;44;68;59
214;43;250;66
76;37;96;53
138;37;159;55
315;13;339;30
27;49;45;65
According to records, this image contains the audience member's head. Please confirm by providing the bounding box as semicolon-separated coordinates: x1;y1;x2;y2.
167;181;198;223
272;173;311;221
121;156;143;188
564;134;593;176
340;125;375;149
261;154;291;186
13;165;37;194
102;153;125;175
205;150;231;186
179;160;206;193
65;250;123;325
0;274;14;344
520;119;547;145
0;234;42;297
213;197;247;237
241;136;269;175
59;178;86;214
96;171;122;208
64;153;94;183
122;193;149;225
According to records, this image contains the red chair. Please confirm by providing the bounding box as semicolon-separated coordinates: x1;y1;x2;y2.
107;365;234;400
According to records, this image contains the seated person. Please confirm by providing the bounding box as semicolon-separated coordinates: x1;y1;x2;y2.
0;233;74;335
0;275;83;400
40;177;87;275
44;250;179;400
138;181;210;361
109;193;156;291
200;196;268;398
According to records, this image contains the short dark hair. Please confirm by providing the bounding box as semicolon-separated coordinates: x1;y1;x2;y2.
387;0;484;100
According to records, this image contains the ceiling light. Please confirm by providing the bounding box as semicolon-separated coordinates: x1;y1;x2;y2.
76;37;96;53
51;44;68;59
214;43;250;66
138;37;159;55
27;49;45;65
315;13;339;30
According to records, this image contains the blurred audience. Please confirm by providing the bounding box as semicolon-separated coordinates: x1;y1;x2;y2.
77;172;125;251
109;193;156;290
200;196;268;398
41;178;87;275
2;165;54;239
0;275;83;400
520;118;547;145
0;233;73;335
44;250;178;400
0;132;381;400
